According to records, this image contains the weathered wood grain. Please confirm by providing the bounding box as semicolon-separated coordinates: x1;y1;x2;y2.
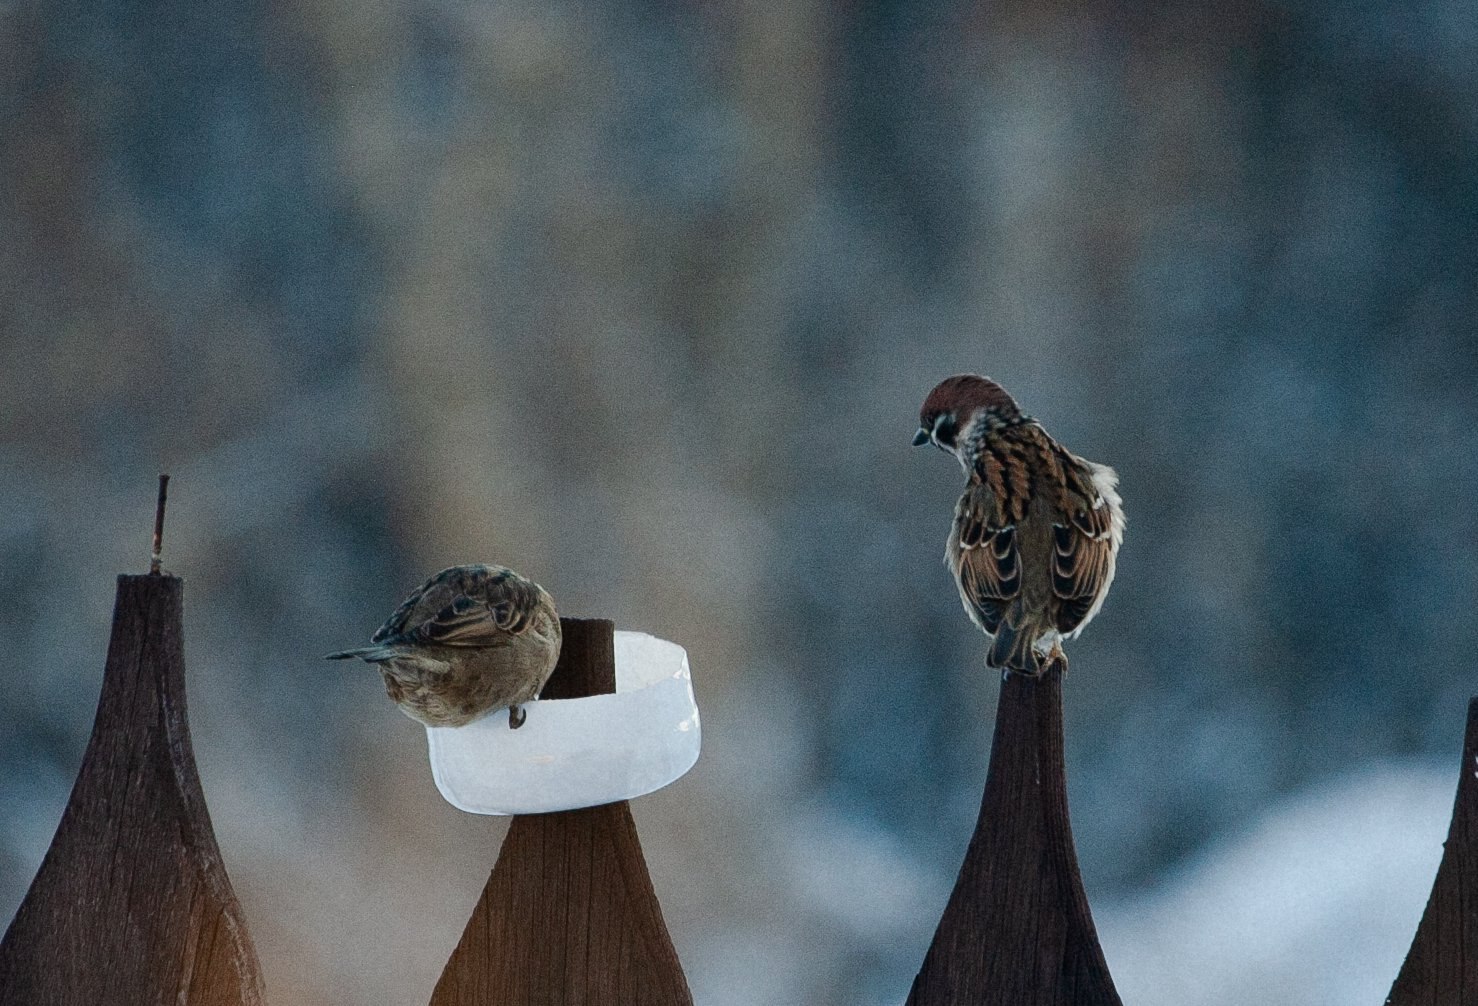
0;574;264;1006
429;617;693;1006
1387;697;1478;1005
907;660;1122;1006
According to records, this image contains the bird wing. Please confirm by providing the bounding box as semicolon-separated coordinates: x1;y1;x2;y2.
1049;455;1117;635
371;565;545;648
952;482;1021;636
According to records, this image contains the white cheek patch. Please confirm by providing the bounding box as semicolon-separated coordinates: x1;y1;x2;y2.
931;413;950;444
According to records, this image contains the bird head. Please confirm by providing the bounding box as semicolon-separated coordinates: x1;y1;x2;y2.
914;374;1025;457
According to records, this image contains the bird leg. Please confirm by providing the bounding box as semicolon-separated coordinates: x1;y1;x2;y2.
508;704;527;729
1021;642;1067;679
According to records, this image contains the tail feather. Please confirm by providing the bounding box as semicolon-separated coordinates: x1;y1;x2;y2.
324;645;402;663
987;601;1041;673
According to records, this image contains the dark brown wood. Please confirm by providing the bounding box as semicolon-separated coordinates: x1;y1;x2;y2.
430;617;693;1006
908;660;1122;1006
1386;697;1478;1005
0;574;264;1006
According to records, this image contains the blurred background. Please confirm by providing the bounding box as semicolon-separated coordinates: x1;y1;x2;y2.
3;1;1477;1003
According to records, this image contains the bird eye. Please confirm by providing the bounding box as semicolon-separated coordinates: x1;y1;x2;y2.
933;414;958;447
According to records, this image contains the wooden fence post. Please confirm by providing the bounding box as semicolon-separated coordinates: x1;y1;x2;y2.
1386;696;1478;1005
907;660;1122;1006
429;617;693;1006
0;573;265;1005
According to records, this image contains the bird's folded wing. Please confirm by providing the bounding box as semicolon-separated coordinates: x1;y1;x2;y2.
414;573;542;647
954;485;1021;635
371;567;446;643
370;565;540;647
1050;475;1114;633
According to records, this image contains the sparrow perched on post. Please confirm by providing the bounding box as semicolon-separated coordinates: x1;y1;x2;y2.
325;564;562;728
915;375;1124;675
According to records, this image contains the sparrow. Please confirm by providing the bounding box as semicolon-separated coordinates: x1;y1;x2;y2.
915;375;1124;675
325;564;562;728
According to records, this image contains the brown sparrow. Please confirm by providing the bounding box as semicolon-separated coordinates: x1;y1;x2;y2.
915;375;1124;675
326;564;562;728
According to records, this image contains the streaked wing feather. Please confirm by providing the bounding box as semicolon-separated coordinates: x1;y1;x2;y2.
954;485;1020;635
1051;466;1115;634
374;565;543;648
370;568;444;643
415;570;540;647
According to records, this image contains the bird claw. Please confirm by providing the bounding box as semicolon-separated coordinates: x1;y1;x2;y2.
1041;649;1068;677
508;705;527;729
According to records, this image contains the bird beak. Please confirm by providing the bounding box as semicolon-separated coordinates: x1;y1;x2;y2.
912;428;930;447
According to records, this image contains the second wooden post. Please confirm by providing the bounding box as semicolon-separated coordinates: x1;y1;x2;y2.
430;618;693;1005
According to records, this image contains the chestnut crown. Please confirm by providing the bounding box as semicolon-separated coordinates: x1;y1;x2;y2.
914;374;1024;449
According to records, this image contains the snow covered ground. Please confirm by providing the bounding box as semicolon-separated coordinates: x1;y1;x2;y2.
1097;762;1453;1006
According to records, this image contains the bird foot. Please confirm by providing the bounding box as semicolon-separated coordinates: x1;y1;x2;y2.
508;705;527;729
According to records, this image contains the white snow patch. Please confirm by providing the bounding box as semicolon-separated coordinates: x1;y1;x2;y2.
1097;762;1452;1006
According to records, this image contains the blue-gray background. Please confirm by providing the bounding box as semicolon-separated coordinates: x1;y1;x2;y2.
3;3;1476;1003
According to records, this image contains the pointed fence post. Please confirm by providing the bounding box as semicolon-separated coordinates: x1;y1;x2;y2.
429;617;693;1006
0;573;265;1005
1386;697;1478;1005
908;660;1121;1006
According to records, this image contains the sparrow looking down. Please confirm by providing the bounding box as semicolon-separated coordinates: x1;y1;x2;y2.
915;375;1124;675
326;564;562;728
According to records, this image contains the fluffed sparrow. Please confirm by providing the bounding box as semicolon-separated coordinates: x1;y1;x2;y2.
915;375;1124;675
326;564;562;728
